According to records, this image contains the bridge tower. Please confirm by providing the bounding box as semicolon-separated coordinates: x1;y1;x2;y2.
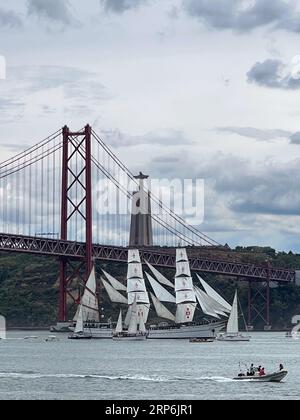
59;125;93;322
129;172;153;247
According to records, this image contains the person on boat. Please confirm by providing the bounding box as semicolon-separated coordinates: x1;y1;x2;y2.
249;364;255;376
279;364;284;371
259;367;266;376
255;365;261;375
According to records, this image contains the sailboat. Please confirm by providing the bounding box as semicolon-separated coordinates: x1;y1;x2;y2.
69;266;100;339
113;299;148;341
146;249;226;339
68;303;92;340
73;267;129;339
216;290;250;342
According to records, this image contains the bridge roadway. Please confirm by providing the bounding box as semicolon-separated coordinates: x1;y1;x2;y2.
0;233;295;283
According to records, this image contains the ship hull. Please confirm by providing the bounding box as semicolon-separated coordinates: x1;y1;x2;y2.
81;321;225;340
147;321;225;340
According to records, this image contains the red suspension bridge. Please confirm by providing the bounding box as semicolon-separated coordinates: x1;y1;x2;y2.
0;125;296;328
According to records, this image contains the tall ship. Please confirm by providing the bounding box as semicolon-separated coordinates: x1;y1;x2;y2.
83;247;229;339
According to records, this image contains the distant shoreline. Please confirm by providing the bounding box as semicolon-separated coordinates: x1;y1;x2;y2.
6;327;290;332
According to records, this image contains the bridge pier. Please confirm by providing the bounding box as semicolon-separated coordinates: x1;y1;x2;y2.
247;279;271;331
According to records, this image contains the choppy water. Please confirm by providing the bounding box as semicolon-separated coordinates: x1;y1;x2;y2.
0;331;299;400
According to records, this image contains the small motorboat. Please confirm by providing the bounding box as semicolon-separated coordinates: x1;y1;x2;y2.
68;333;92;340
189;337;215;343
233;370;288;382
45;335;60;342
217;333;250;342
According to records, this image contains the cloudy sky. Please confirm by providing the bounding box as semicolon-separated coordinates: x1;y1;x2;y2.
1;0;300;251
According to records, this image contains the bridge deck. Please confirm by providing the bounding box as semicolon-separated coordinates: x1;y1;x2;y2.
0;233;295;283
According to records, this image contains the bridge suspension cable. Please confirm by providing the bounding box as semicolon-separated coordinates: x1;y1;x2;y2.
0;129;62;170
0;125;222;247
91;129;221;247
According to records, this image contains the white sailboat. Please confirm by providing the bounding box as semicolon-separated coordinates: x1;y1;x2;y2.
69;301;92;340
77;269;129;339
217;290;250;342
70;266;114;339
73;267;100;323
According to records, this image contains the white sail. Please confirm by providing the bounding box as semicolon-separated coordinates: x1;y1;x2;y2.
128;249;141;263
115;310;123;334
175;277;194;292
175;303;197;324
102;269;126;292
74;305;84;334
194;285;228;317
124;306;132;328
128;299;138;334
176;248;188;262
146;273;175;303
137;304;150;324
227;290;239;334
128;291;149;305
127;263;143;279
124;304;150;326
138;314;146;333
197;275;231;313
174;248;196;323
150;293;176;322
145;261;174;289
80;268;99;322
176;261;191;278
127;278;147;293
176;290;197;305
102;278;128;304
126;249;150;324
73;304;80;322
194;286;220;319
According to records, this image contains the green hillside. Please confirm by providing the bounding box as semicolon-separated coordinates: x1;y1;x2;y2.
0;247;300;329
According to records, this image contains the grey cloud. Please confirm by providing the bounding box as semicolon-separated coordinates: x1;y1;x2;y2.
0;143;28;152
147;150;300;218
247;59;300;90
144;150;300;250
0;8;22;28
0;98;26;124
183;0;299;33
211;156;300;217
290;132;300;144
100;0;148;14
0;65;108;123
101;128;191;148
27;0;76;25
9;66;90;92
218;127;291;141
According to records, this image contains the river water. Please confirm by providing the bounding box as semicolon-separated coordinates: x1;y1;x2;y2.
0;331;299;400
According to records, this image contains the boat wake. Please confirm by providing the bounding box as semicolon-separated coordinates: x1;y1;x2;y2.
0;371;234;383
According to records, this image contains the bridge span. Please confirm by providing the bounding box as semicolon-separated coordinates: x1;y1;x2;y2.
0;233;295;284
